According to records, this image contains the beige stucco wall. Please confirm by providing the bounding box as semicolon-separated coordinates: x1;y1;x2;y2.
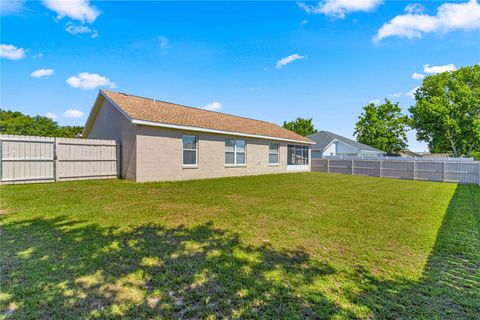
135;125;311;182
86;99;137;180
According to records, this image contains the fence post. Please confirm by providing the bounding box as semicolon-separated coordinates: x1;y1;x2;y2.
116;142;121;178
413;159;416;180
442;161;446;182
478;162;480;186
351;159;354;175
327;159;330;173
379;160;383;178
53;138;59;182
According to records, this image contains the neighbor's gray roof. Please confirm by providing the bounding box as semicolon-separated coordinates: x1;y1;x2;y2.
307;131;383;152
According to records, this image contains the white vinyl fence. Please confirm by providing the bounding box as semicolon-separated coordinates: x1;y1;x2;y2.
312;157;480;185
0;134;119;184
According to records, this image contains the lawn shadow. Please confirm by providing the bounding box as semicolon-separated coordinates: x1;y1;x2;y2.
2;183;478;319
348;184;480;319
1;217;338;319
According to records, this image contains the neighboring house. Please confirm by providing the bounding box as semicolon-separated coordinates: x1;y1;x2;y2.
307;131;384;158
399;150;450;158
83;90;314;182
418;152;450;158
399;150;423;157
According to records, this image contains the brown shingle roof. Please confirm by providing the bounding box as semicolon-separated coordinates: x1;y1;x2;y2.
101;90;313;143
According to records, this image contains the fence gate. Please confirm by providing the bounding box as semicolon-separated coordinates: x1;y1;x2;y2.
0;134;119;184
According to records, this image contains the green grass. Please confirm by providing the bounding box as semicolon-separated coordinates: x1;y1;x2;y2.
1;172;479;319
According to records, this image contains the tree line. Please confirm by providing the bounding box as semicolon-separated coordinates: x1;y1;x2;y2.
0;110;84;138
283;65;479;159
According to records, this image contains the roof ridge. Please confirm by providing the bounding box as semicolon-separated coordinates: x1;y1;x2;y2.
102;90;277;126
307;130;381;152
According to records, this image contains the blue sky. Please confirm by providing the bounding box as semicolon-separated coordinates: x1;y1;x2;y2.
1;0;479;151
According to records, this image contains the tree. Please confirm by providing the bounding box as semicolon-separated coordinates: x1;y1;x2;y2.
58;126;84;138
409;65;480;157
0;109;84;138
354;99;408;153
282;117;317;136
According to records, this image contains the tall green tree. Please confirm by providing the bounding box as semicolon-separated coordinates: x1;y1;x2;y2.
354;99;408;153
283;117;317;136
409;65;480;157
0;109;84;138
57;126;84;138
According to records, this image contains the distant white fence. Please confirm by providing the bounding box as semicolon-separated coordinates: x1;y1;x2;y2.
312;157;480;185
0;134;119;184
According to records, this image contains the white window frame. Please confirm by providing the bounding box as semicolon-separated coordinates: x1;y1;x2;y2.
225;139;247;166
268;143;280;165
182;135;198;168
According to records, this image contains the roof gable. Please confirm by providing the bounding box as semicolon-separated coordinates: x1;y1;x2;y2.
307;131;383;152
86;90;313;144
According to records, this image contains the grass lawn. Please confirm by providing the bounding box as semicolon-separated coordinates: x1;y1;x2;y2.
1;172;479;319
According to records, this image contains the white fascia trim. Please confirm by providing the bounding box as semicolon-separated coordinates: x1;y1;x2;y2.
101;91;134;122
131;119;315;144
98;90;314;144
83;90;135;137
322;139;360;152
82;92;103;137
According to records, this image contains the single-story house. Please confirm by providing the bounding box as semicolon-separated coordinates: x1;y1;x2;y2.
417;152;450;158
83;90;314;182
399;149;423;157
399;150;450;158
307;131;384;158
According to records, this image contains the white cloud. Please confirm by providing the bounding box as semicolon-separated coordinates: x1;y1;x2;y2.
374;0;480;42
369;99;380;105
1;0;25;15
66;72;116;90
405;3;424;14
63;109;85;118
0;44;26;60
32;53;44;59
158;36;169;49
423;63;456;74
65;22;98;38
300;19;309;25
30;69;54;78
406;86;420;98
388;92;402;98
46;112;57;119
42;0;100;23
412;72;425;80
298;0;383;19
275;54;305;69
203;101;223;111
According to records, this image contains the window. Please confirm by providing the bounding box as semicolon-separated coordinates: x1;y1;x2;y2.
225;139;246;165
287;145;309;165
182;135;198;166
269;143;280;164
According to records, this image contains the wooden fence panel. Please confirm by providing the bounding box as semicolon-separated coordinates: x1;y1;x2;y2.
415;161;444;182
328;160;352;174
353;160;380;177
0;135;55;183
311;158;480;185
56;138;118;181
444;162;479;184
0;135;118;184
381;160;415;180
